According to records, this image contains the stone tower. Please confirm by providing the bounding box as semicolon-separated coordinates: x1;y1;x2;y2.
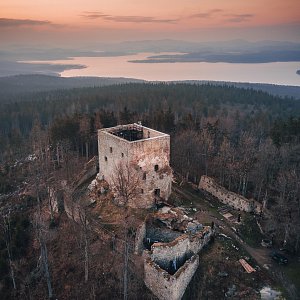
98;123;172;208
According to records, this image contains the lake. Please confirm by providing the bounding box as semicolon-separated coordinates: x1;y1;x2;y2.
27;52;300;86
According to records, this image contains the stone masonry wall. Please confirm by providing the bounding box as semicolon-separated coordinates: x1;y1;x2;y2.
150;226;213;269
188;226;213;254
98;130;130;181
134;219;182;255
199;175;262;214
131;135;172;205
144;253;199;300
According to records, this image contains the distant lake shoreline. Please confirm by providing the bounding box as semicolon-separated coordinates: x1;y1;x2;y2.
23;52;300;86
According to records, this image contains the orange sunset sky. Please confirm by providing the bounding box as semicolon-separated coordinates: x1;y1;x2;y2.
1;0;300;46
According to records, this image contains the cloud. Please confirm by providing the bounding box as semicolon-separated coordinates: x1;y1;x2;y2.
81;12;178;23
190;9;223;19
0;18;59;28
225;14;254;23
189;10;254;23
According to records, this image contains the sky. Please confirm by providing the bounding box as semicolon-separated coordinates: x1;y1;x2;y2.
1;0;300;47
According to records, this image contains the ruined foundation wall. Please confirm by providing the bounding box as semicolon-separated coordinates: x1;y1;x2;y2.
134;220;182;255
144;253;199;300
151;236;190;270
188;227;213;254
150;227;212;269
146;226;181;243
199;175;262;213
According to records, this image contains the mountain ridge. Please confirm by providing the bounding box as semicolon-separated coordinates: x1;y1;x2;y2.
0;74;299;102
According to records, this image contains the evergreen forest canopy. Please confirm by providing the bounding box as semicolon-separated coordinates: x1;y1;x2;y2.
1;82;300;143
1;82;300;252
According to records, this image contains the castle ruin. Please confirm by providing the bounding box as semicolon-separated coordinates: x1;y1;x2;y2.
98;123;172;208
97;124;213;299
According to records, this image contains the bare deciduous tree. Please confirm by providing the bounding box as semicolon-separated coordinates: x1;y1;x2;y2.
32;158;53;299
78;206;89;283
0;211;16;290
111;162;141;300
79;114;91;160
111;162;141;207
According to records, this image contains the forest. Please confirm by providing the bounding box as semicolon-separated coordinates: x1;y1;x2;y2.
0;82;300;298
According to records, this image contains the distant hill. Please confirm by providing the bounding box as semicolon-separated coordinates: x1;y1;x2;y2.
106;39;300;56
0;74;299;103
0;75;144;102
176;80;300;100
2;39;300;62
130;50;300;64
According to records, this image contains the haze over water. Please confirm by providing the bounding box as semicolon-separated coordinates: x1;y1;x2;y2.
28;53;300;86
2;0;300;86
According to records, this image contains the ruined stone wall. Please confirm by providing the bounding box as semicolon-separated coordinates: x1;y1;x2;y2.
146;225;181;244
150;226;212;270
48;188;64;213
98;130;130;181
134;222;146;255
131;135;172;206
144;252;199;300
75;156;98;187
188;227;213;254
199;175;262;213
151;236;190;270
134;220;182;255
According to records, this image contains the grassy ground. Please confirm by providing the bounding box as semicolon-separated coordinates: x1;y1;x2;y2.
283;259;300;297
237;214;263;248
183;237;274;300
170;182;219;213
